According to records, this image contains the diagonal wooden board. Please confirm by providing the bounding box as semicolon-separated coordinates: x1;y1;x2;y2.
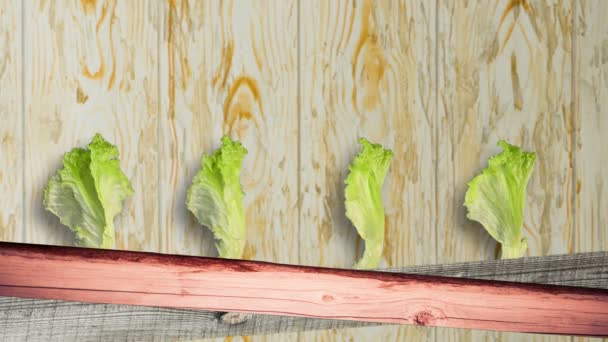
0;243;607;341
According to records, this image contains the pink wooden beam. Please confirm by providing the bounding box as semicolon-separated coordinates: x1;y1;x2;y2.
0;242;607;336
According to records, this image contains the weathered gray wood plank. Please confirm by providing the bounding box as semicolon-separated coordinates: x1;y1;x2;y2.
1;251;606;342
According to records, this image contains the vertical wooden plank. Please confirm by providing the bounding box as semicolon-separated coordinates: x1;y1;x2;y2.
0;0;22;243
438;0;574;341
160;1;299;341
575;0;608;253
159;0;207;257
300;0;435;341
24;0;159;250
160;0;298;260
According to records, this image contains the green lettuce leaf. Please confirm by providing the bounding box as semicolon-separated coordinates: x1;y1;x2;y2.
43;134;133;248
464;140;536;259
345;138;393;269
186;136;248;259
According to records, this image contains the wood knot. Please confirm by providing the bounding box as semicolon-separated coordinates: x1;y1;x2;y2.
322;294;334;302
223;76;263;136
412;311;434;326
76;86;89;104
352;35;386;112
219;312;252;325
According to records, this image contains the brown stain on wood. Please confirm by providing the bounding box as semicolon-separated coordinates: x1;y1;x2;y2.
76;86;89;103
0;215;16;241
337;1;356;58
80;0;114;81
165;0;181;252
106;0;116;90
81;0;96;14
316;154;341;264
242;243;257;261
246;197;270;253
510;53;523;110
251;27;263;72
223;77;263;136
213;41;234;89
498;0;535;54
382;215;392;267
180;57;190;89
352;0;386;113
167;0;176;120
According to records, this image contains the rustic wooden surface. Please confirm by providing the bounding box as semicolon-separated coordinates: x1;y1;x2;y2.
159;0;299;265
0;0;606;341
0;0;21;245
576;0;608;254
1;250;607;342
23;0;160;250
5;243;608;336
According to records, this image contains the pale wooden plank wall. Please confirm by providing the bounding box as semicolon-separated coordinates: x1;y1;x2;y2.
575;0;608;253
0;0;21;244
0;0;607;342
23;0;160;251
159;0;210;258
160;0;299;263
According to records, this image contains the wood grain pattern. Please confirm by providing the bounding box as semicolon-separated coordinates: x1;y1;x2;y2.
438;1;575;341
300;0;435;268
23;0;159;250
159;0;298;264
573;3;608;342
0;0;21;244
437;0;574;267
2;243;608;337
575;0;608;254
2;250;607;342
299;1;435;340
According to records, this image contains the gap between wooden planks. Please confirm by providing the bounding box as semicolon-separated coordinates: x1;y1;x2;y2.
0;242;607;337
